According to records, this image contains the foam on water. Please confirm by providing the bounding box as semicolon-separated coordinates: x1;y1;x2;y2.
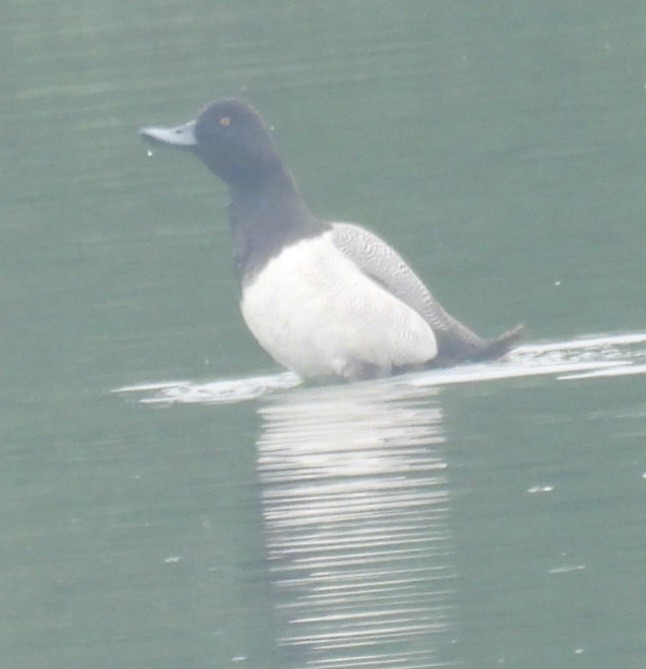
112;332;646;406
113;372;302;405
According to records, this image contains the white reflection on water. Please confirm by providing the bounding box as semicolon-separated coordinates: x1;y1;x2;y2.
256;380;460;669
109;332;646;667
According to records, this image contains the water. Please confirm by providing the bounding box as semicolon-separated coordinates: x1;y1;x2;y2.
2;1;645;668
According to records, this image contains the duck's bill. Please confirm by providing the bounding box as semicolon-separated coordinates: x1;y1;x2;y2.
138;120;197;147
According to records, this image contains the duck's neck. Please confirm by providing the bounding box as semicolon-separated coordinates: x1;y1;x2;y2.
228;166;327;279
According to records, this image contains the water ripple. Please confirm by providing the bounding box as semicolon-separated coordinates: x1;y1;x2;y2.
113;332;646;405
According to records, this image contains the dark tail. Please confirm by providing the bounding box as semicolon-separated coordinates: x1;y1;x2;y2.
470;323;525;361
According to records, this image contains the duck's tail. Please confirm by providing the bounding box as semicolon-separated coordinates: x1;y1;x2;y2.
470;323;525;361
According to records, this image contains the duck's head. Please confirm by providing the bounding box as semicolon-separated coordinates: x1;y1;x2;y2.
140;98;283;189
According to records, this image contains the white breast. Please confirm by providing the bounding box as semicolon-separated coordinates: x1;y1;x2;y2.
240;231;437;379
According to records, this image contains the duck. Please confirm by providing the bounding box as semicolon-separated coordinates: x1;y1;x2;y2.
140;98;522;382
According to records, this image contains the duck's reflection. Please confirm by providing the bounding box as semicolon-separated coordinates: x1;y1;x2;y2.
257;378;460;669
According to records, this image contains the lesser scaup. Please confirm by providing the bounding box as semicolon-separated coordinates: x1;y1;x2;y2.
140;98;522;381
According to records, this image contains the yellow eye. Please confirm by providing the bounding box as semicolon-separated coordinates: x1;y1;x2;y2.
219;117;231;126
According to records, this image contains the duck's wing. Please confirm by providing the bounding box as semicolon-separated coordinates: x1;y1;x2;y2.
331;222;522;364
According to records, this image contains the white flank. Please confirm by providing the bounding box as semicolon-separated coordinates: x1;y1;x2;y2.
240;232;438;379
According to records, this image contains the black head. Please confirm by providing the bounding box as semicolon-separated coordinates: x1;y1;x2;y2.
193;99;283;186
140;98;283;189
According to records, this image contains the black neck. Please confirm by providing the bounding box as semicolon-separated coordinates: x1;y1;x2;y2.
228;166;327;279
